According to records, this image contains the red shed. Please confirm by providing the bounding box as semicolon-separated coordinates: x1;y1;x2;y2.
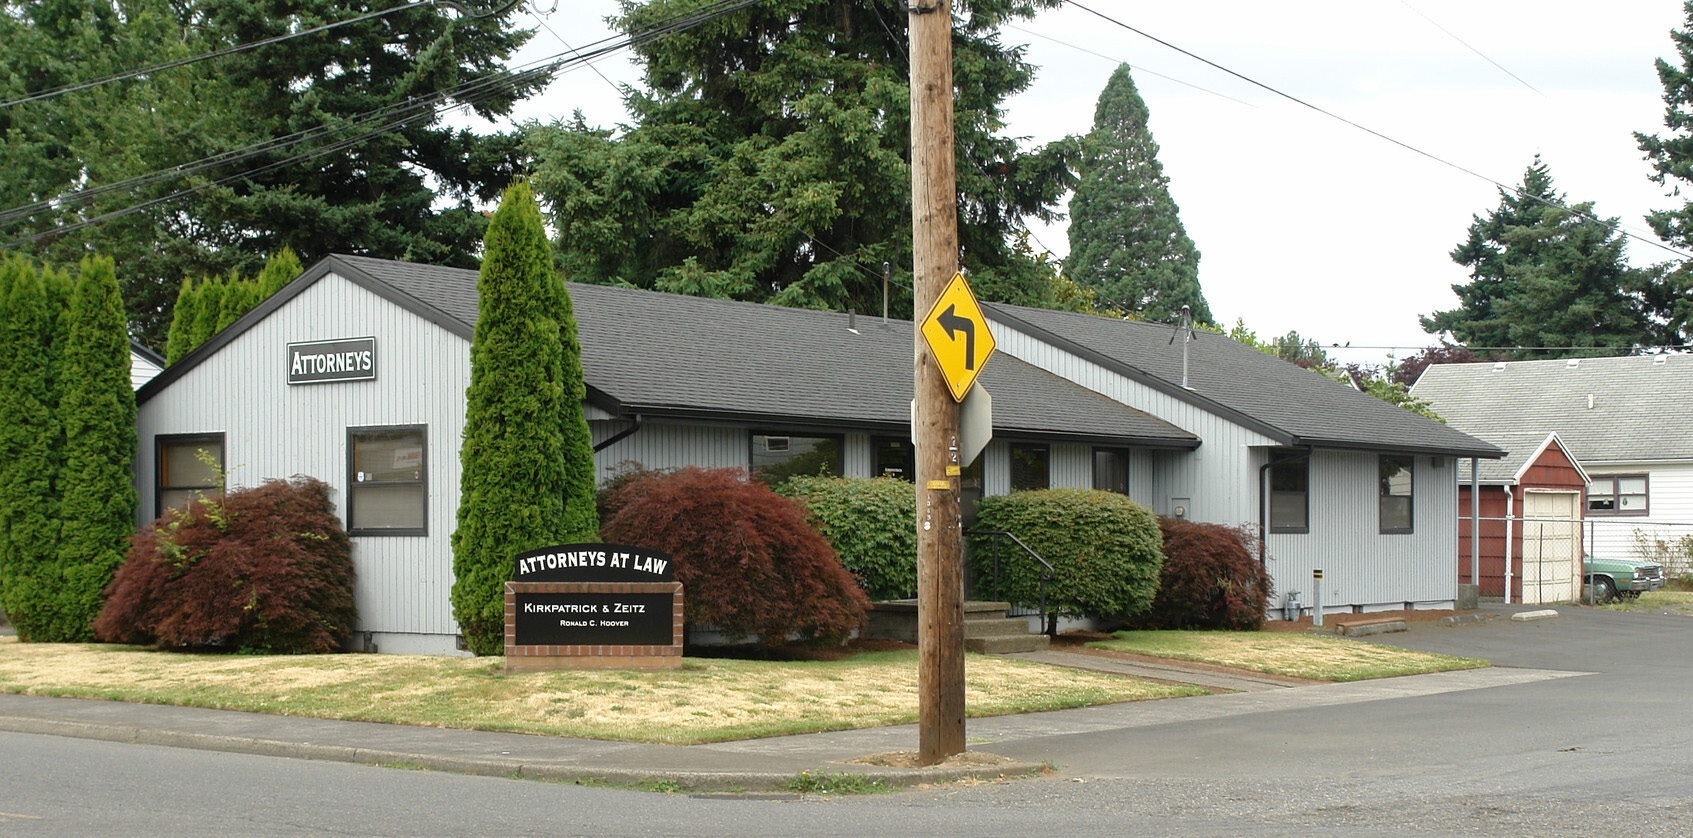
1457;432;1590;604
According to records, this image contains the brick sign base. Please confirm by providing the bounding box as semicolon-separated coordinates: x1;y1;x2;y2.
504;581;684;672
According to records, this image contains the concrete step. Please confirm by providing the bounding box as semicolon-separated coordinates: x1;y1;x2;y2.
963;617;1039;639
966;633;1050;655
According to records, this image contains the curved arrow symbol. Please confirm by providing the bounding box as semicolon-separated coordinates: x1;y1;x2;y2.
937;304;976;370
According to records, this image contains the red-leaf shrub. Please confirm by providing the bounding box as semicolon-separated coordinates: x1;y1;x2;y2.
1131;518;1272;630
599;467;869;645
95;477;356;653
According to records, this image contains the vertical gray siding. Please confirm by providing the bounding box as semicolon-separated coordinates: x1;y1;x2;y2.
1267;451;1459;612
995;323;1458;613
994;326;1276;525
135;272;471;650
589;421;747;480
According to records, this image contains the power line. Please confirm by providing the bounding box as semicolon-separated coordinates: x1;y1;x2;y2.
1399;1;1542;95
1060;0;1693;264
1002;23;1254;108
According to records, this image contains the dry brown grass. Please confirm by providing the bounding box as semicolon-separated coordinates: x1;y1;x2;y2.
0;637;1200;744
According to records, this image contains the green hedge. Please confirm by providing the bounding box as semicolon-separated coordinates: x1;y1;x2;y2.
779;475;917;601
968;489;1162;619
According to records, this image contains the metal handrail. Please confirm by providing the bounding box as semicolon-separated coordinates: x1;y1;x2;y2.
967;529;1057;636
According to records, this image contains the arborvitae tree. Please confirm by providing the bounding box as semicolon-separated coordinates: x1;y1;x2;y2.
1635;5;1693;348
1422;158;1648;358
164;279;197;365
50;255;137;641
1066;64;1210;324
553;267;599;539
0;258;65;640
451;182;593;656
190;278;225;351
217;279;256;332
255;247;303;300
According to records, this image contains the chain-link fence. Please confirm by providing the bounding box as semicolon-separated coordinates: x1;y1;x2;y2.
1461;515;1693;604
1587;518;1693;583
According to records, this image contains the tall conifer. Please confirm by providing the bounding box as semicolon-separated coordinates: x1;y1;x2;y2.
52;255;138;641
0;259;65;640
451;182;593;655
1066;65;1210;324
164;278;197;365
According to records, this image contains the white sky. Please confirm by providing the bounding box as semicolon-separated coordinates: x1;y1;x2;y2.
491;1;1689;367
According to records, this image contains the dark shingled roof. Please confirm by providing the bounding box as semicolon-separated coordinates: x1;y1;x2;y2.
1413;355;1693;464
141;255;1198;448
984;302;1503;458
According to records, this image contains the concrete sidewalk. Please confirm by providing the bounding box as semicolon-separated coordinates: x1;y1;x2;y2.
0;658;1580;793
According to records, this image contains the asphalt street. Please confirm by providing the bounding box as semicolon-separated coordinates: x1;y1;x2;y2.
2;604;1690;835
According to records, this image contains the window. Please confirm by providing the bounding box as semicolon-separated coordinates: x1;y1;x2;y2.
873;437;915;481
1588;474;1648;516
348;426;426;535
751;433;840;485
1093;448;1129;495
1269;450;1308;533
1379;455;1414;534
156;433;224;518
1010;443;1049;491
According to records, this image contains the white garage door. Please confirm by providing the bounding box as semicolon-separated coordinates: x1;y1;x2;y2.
1522;491;1581;605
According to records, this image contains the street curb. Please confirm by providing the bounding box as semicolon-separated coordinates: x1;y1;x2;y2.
1440;613;1490;626
0;713;1045;793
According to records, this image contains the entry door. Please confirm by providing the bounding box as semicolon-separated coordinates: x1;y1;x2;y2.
1522;492;1581;604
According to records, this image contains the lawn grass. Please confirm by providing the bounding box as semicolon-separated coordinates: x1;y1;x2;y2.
1092;630;1489;682
0;638;1201;744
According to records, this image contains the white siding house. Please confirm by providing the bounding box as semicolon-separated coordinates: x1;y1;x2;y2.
1415;356;1693;573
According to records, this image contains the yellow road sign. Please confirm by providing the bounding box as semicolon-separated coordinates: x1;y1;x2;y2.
920;272;996;402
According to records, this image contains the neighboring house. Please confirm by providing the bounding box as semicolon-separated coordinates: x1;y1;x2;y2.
1451;432;1589;604
981;303;1502;618
1414;355;1693;571
134;255;1198;654
130;340;164;390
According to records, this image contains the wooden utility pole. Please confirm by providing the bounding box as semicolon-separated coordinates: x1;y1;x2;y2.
908;0;965;764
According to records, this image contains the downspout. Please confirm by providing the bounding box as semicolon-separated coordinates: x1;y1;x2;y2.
592;414;644;453
1502;486;1515;605
1258;460;1272;568
1257;448;1312;569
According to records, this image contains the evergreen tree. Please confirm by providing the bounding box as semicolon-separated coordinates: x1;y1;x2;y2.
525;0;1075;317
0;258;65;641
51;255;138;641
217;279;256;332
255;248;304;299
0;0;541;345
1635;3;1693;348
451;182;592;656
1066;64;1210;324
190;278;225;351
1422;158;1649;358
164;279;198;365
553;269;599;539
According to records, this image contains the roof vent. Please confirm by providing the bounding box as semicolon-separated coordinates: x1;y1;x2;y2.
1566;358;1580;368
1492;362;1506;372
1655;354;1668;366
1588;394;1595;410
